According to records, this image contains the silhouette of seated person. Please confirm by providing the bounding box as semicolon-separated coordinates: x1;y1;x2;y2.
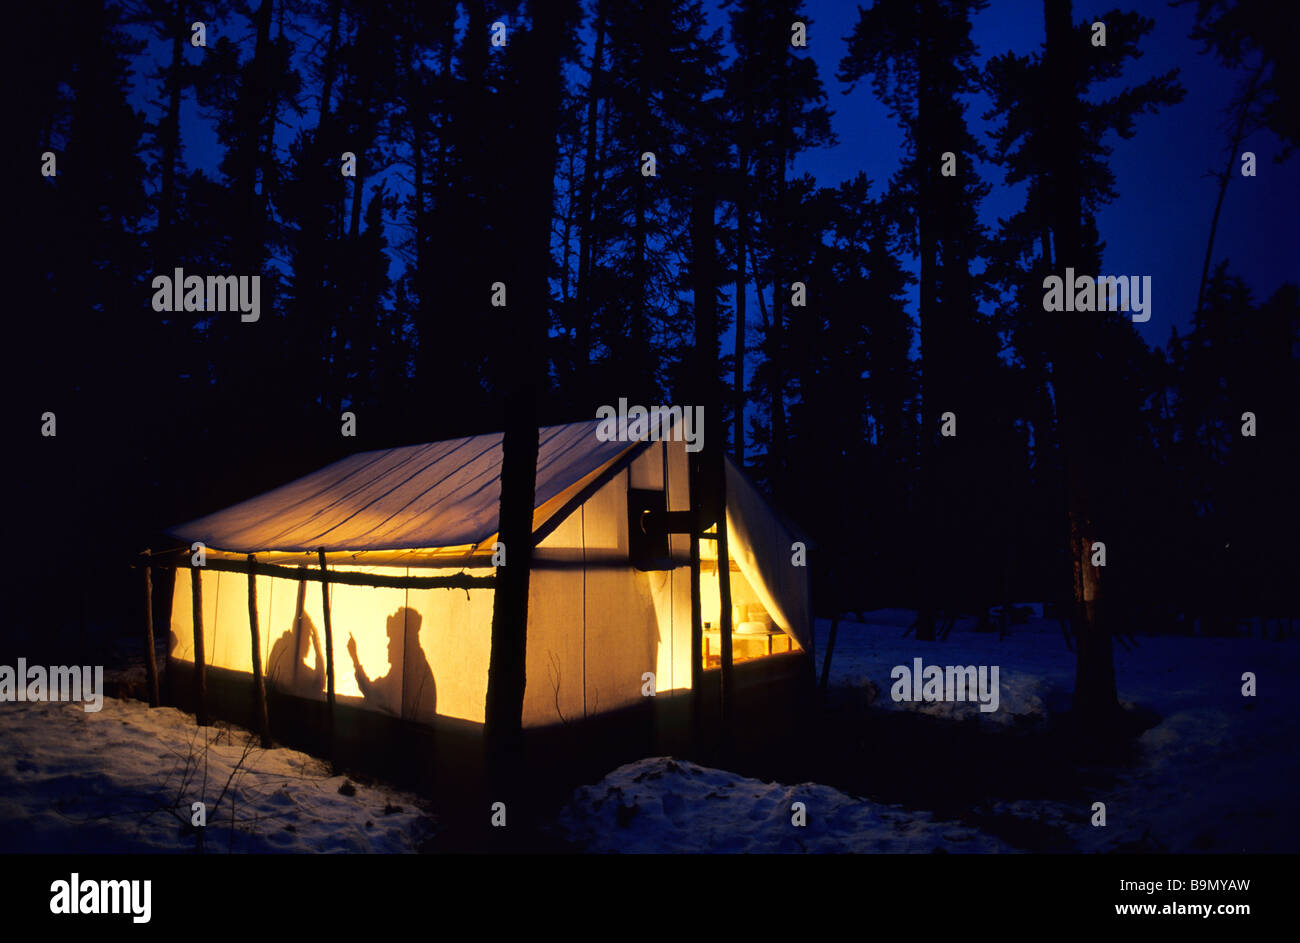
346;607;436;721
266;611;326;698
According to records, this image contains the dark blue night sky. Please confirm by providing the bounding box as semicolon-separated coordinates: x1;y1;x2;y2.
133;0;1297;353
797;0;1298;348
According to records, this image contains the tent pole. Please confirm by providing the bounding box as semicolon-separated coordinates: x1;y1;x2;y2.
317;549;337;765
145;554;496;591
246;554;272;748
163;569;173;705
292;568;307;690
820;616;840;692
188;555;496;590
190;562;207;726
819;569;839;692
714;462;734;733
142;550;160;707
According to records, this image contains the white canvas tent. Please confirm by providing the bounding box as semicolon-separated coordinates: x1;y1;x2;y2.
166;419;811;731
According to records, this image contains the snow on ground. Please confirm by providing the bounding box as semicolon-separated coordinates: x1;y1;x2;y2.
560;611;1298;853
0;697;435;853
822;607;1075;726
822;610;1298;852
3;612;1292;854
558;756;1015;853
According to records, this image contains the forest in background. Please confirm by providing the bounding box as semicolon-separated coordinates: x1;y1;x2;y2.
12;1;1299;684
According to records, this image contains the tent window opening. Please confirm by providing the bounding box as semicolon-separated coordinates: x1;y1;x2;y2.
628;488;671;570
699;561;794;670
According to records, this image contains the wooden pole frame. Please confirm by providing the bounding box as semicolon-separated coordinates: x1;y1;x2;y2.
820;616;840;691
190;561;207;726
714;468;734;729
291;568;308;691
152;554;495;591
820;569;839;691
317;549;337;765
142;550;160;707
247;554;272;748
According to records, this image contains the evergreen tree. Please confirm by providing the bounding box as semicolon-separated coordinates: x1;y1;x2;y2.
984;1;1183;727
726;1;833;490
485;0;583;771
782;175;916;605
17;0;152;634
840;0;1010;638
574;0;725;407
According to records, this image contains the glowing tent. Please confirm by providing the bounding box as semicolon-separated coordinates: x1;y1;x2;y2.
163;419;811;739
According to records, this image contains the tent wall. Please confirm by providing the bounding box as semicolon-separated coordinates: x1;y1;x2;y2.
405;581;492;724
169;564;491;725
522;452;694;730
630;439;693;695
723;460;813;651
523;510;586;726
579;468;658;719
170;567;287;679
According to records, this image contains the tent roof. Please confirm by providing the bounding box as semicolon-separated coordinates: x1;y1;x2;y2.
167;421;640;554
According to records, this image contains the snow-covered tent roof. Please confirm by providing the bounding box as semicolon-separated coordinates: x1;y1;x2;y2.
168;420;641;555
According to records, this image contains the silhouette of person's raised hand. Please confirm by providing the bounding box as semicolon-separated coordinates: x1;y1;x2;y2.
346;633;367;692
348;609;435;719
268;611;325;696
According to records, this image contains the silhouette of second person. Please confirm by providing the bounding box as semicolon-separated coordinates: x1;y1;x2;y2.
346;607;436;721
267;611;325;698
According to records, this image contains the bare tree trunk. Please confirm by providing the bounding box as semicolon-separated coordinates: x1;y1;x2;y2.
348;59;376;241
765;46;790;501
914;0;938;643
317;550;337;764
484;0;578;780
574;2;606;382
142;551;159;707
484;387;537;749
157;0;183;248
768;161;787;501
190;563;207;727
560;145;576;309
319;0;342;124
247;0;276;269
692;183;733;728
1044;0;1119;726
819;616;840;690
246;555;271;747
689;450;705;730
1196;63;1263;314
733;153;749;465
733;68;754;465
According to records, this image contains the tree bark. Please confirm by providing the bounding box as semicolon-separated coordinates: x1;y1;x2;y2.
575;2;607;383
1043;0;1119;726
692;175;733;731
319;0;342;125
246;554;272;747
190;563;207;726
733;147;749;464
156;0;183;248
142;551;159;707
914;0;938;642
317;549;337;763
689;451;704;725
483;0;578;779
484;387;538;751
